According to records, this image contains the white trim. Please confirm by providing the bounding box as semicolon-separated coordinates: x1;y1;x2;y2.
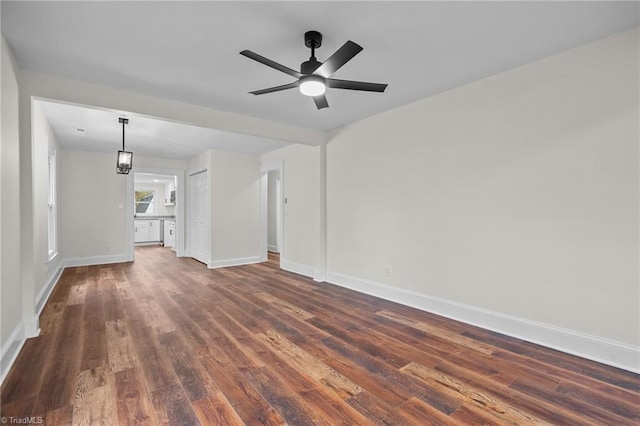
260;172;268;262
0;322;26;385
267;244;279;253
313;270;326;283
281;260;316;279
64;253;129;268
260;161;284;267
208;256;261;269
326;270;640;373
36;264;63;315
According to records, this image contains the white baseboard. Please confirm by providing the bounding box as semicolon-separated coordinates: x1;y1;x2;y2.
267;245;279;253
281;260;316;278
326;270;640;373
36;265;64;315
208;256;261;269
0;322;26;385
64;253;130;268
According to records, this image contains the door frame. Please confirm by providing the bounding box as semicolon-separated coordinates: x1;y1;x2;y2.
187;168;209;264
126;167;185;261
260;161;284;265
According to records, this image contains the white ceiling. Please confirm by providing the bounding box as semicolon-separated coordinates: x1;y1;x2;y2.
3;2;639;158
135;173;175;185
37;99;290;159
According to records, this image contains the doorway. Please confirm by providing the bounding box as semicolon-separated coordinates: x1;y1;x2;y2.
126;167;185;261
260;161;283;267
267;170;282;254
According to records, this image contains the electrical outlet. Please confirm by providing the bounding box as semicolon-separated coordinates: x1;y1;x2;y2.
385;265;392;277
106;245;110;253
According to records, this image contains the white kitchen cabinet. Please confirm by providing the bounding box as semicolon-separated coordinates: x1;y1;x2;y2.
164;220;176;248
149;219;161;241
135;219;162;243
164;180;176;206
134;220;149;243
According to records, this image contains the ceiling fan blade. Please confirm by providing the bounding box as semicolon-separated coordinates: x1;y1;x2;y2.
313;41;363;78
249;82;299;95
313;95;329;110
240;50;302;78
327;78;388;92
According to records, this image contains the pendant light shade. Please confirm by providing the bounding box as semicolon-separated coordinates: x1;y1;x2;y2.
116;117;132;174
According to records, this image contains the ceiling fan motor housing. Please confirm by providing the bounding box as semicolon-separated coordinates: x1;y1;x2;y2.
304;30;322;49
301;59;321;75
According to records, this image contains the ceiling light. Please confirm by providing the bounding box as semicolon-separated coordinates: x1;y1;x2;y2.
299;75;326;97
116;117;132;174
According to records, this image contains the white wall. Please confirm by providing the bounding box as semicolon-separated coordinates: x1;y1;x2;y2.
60;150;129;259
31;101;62;298
186;149;262;267
267;170;280;251
262;144;320;274
326;29;639;348
210;150;261;265
61;150;187;261
1;36;22;355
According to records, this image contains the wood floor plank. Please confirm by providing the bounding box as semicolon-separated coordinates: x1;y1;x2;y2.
449;403;504;426
102;279;126;322
72;367;115;425
138;299;176;335
434;361;601;425
251;330;372;426
44;405;73;425
150;383;200;425
158;330;211;401
401;361;545;424
254;290;315;320
3;246;637;426
0;395;38;421
398;397;459;426
66;285;88;305
114;367;155;425
555;379;640;421
198;353;286;426
104;319;137;373
1;334;55;405
33;304;84;415
192;393;246;426
345;390;417;426
377;309;495;356
127;323;180;393
242;366;327;426
257;329;361;400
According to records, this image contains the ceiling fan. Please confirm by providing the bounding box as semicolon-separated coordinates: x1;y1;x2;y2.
240;31;388;110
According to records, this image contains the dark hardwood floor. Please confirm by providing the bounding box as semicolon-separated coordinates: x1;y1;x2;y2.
1;246;639;425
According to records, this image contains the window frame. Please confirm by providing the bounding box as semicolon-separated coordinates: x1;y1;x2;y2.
135;190;155;215
47;143;57;262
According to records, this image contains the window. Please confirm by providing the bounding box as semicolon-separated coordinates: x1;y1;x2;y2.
47;146;57;260
135;190;154;214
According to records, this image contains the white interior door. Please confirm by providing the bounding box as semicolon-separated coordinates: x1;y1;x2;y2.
189;170;209;264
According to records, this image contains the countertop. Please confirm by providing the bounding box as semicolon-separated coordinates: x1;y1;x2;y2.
134;216;176;220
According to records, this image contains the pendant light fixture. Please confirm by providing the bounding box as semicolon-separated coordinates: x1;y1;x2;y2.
116;117;132;174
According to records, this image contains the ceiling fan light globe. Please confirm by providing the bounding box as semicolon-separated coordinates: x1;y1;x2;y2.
299;76;326;97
